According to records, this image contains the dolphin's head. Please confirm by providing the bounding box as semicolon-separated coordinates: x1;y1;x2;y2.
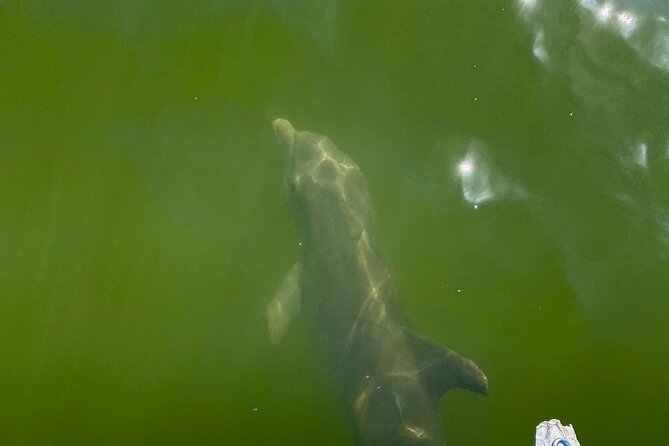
272;118;372;248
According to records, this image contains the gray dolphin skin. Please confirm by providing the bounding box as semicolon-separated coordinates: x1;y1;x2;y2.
267;118;488;446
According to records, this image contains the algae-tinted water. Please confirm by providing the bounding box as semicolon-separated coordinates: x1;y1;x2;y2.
1;0;668;444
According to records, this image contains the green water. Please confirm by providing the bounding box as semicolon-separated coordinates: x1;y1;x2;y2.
2;0;668;444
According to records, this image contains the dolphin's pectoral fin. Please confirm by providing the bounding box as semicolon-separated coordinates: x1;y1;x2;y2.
266;263;302;345
405;329;488;402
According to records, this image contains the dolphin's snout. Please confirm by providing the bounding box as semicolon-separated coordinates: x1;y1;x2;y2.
272;118;296;155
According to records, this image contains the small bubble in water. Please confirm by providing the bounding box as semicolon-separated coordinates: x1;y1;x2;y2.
252;407;258;413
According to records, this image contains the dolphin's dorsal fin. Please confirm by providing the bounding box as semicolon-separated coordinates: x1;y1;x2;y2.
404;329;488;402
266;263;302;345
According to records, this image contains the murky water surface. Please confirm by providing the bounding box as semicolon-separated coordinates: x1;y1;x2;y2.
1;0;668;444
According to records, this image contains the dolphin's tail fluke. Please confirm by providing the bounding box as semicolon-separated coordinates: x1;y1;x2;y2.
404;329;488;402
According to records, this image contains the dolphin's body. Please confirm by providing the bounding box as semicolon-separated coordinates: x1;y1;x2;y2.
267;119;488;446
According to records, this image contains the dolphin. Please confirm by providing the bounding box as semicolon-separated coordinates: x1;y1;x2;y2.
267;118;488;445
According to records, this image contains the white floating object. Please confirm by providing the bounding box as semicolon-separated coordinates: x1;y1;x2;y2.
535;419;581;446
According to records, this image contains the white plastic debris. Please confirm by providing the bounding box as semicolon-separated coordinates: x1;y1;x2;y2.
535;419;581;446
